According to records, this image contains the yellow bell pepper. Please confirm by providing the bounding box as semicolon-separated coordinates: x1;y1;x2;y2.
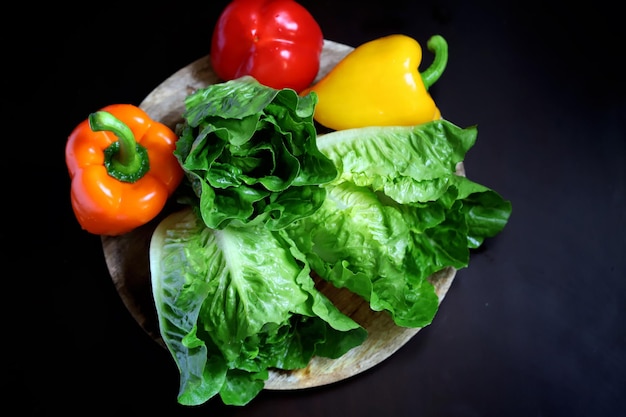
302;34;448;130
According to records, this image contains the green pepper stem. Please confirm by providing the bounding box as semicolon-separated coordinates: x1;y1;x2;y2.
89;111;150;183
420;35;449;90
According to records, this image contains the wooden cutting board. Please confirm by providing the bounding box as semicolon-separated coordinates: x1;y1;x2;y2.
101;40;459;390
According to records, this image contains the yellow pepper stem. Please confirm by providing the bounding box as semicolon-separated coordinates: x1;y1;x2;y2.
420;35;449;90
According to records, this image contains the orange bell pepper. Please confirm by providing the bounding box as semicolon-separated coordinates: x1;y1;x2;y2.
65;104;184;236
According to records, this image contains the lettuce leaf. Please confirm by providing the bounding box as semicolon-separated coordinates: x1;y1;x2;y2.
150;208;366;406
174;76;337;230
284;120;512;328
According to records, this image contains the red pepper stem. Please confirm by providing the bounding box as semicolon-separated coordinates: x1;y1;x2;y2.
88;111;150;183
420;35;449;90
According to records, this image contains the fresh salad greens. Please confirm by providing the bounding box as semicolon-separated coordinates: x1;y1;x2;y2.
149;77;512;406
174;75;337;230
150;208;367;406
284;122;512;327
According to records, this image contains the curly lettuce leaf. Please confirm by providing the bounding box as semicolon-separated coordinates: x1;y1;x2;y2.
150;207;366;406
315;120;476;203
285;120;512;328
174;76;337;230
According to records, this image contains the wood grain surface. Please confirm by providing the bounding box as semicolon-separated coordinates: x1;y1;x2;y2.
101;40;458;390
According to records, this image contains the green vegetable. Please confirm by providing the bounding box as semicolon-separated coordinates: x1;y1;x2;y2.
284;120;512;327
150;208;366;406
174;75;337;230
152;77;512;407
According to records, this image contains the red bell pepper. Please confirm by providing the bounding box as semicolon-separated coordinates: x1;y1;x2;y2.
210;0;324;93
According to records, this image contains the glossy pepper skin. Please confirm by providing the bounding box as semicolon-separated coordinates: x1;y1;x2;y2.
302;34;449;130
210;0;324;93
65;104;184;236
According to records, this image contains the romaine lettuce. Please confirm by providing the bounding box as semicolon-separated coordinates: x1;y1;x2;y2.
153;77;511;407
174;76;337;230
150;208;366;406
284;120;512;327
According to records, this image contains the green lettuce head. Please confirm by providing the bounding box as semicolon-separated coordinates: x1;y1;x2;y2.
175;76;337;230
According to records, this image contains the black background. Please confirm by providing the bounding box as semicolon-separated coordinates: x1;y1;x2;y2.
10;0;625;415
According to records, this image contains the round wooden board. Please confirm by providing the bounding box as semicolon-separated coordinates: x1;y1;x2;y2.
101;40;458;390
